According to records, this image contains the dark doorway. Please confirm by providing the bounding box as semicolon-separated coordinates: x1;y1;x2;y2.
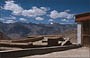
82;22;90;47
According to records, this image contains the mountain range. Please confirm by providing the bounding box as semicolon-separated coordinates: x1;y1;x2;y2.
0;22;77;39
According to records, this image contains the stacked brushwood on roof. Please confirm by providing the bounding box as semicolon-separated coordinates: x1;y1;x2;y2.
0;35;72;48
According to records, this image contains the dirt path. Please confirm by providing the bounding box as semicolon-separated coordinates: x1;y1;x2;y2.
21;47;90;58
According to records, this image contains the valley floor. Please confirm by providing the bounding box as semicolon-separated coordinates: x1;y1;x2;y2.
21;47;90;58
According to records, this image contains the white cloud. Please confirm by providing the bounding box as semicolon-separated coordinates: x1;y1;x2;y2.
0;15;17;23
59;12;74;19
4;20;17;23
3;1;48;17
35;17;44;20
0;18;5;22
64;9;70;12
49;10;74;19
49;19;54;24
61;19;68;22
3;0;23;15
40;7;50;11
49;10;60;19
19;18;27;22
0;18;5;21
2;0;74;23
50;22;54;24
22;6;47;17
48;19;54;22
4;16;16;20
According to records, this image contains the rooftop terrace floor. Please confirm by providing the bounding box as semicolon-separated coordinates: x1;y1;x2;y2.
22;47;90;58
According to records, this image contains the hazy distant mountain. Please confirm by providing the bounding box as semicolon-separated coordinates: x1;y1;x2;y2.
0;22;77;39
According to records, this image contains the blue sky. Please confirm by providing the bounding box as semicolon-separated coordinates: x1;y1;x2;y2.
0;0;90;24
